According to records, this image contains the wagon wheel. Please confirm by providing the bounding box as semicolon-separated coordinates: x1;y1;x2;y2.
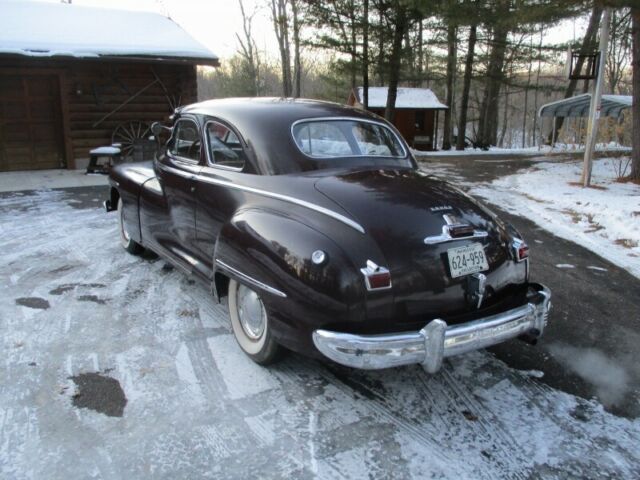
111;121;151;158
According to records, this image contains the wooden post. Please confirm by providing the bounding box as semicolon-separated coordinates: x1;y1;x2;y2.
582;7;611;187
551;116;557;148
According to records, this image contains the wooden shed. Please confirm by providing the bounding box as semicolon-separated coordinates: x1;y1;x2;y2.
347;87;448;151
0;1;219;171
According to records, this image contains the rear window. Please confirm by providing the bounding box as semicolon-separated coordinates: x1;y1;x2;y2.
292;119;406;159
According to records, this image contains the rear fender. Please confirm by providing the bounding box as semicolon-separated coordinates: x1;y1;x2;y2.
213;209;366;328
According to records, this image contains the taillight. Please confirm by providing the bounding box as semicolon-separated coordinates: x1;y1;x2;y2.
360;260;392;291
512;239;529;262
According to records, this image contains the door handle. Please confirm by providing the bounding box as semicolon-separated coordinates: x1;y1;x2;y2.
190;186;196;192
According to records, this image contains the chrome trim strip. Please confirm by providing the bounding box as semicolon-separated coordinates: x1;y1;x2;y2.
424;228;488;245
215;259;287;298
197;168;365;234
290;116;409;159
312;284;551;371
157;163;365;234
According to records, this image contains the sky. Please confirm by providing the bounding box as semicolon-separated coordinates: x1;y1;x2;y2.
4;0;586;61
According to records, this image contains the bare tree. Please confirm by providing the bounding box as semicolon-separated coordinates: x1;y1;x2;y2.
607;8;632;94
271;0;292;96
632;7;639;180
362;0;369;108
291;0;302;97
236;0;261;96
442;22;457;150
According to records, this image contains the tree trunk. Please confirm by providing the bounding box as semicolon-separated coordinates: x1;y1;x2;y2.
442;22;457;150
385;6;407;121
632;7;640;180
549;5;602;143
271;0;292;97
349;2;357;89
531;29;543;147
456;24;477;151
522;34;534;148
417;19;423;87
362;0;369;108
478;25;508;146
291;0;301;98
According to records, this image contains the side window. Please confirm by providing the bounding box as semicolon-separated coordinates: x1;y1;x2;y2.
168;119;201;162
206;121;246;170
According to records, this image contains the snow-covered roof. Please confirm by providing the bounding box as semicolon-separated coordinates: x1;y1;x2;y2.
354;87;448;109
538;93;631;118
0;1;219;65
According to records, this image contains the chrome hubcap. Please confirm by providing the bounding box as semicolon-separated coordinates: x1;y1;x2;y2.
236;285;266;340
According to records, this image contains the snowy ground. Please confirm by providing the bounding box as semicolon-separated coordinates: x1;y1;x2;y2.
2;189;640;479
413;143;632;157
466;157;640;279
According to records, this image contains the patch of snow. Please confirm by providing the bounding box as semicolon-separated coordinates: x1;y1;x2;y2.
555;264;576;269
470;158;640;278
587;266;608;272
0;1;217;62
207;335;279;400
413;143;631;157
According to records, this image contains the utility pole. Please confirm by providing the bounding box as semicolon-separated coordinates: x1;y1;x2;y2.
582;7;610;187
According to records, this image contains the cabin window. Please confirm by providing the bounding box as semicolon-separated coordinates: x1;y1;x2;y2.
168;119;201;162
205;120;246;170
292;119;406;159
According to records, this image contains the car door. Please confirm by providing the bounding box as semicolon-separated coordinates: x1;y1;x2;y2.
195;119;250;276
155;116;202;265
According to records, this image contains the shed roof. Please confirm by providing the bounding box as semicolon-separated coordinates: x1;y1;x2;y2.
538;93;632;119
353;87;448;110
0;1;219;66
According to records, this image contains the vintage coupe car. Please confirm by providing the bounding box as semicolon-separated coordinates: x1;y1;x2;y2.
105;98;551;372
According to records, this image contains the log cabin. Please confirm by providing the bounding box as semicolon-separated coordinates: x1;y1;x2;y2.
347;87;448;151
0;1;219;171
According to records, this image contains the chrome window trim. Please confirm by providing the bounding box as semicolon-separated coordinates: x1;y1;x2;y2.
160;163;365;234
203;119;245;172
290;117;409;160
167;117;202;164
215;259;287;298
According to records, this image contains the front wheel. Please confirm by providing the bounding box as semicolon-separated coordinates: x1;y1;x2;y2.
117;198;144;254
228;279;282;365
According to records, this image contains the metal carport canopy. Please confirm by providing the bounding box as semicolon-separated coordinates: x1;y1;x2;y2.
538;93;632;119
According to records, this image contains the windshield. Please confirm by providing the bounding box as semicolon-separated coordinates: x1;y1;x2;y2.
292;119;406;159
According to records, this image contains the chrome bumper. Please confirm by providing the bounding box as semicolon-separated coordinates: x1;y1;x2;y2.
312;284;551;372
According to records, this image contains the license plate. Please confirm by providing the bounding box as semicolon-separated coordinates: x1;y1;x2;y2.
447;243;489;278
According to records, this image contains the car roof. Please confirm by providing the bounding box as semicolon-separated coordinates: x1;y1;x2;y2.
177;98;408;175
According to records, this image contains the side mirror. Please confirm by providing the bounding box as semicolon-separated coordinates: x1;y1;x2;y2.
151;121;171;137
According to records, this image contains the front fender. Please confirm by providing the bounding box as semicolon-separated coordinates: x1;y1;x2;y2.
214;208;367;347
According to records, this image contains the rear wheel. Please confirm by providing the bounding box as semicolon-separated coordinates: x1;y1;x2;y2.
228;279;282;365
117;198;144;254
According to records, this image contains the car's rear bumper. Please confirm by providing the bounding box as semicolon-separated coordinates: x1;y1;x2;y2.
312;283;551;372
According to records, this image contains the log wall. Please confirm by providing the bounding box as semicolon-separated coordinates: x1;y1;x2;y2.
0;57;198;168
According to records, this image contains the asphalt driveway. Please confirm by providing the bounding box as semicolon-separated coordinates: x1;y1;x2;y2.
1;174;639;479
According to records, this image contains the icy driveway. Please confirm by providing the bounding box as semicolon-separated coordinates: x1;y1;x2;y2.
1;188;639;479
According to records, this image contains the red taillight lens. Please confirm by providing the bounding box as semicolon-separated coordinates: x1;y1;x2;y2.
367;271;392;290
360;260;392;290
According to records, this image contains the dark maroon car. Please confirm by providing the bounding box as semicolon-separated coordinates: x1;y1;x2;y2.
105;98;551;372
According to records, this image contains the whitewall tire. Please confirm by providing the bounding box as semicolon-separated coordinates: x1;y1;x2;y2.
228;279;281;365
117;197;143;255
